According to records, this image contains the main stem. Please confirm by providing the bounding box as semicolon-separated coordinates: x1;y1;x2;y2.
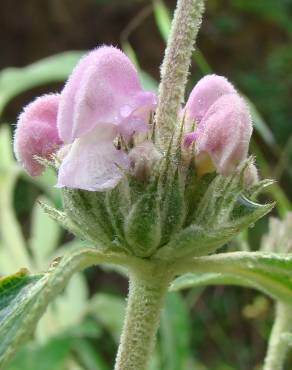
155;0;204;150
263;301;292;370
114;266;171;370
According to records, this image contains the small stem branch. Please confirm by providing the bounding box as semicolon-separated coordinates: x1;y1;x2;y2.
263;301;292;370
114;265;171;370
155;0;204;150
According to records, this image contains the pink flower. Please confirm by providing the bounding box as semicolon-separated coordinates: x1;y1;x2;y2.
57;46;157;191
14;94;62;176
184;75;252;175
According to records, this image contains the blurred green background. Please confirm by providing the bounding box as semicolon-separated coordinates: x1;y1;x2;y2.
0;0;292;369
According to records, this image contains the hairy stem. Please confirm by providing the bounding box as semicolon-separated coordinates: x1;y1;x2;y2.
263;301;292;370
114;265;172;370
155;0;204;150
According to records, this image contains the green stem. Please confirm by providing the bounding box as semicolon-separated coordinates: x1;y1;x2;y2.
155;0;204;150
263;301;292;370
114;265;172;370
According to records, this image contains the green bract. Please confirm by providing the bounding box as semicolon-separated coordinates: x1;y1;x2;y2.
42;136;273;260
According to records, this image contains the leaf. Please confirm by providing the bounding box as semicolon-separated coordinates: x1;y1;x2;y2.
24;168;62;207
88;293;126;343
125;184;162;257
6;337;73;370
0;127;30;271
281;333;292;347
156;185;274;259
170;272;251;291
153;0;171;43
122;41;158;93
38;201;96;244
159;292;192;370
71;339;109;370
173;251;292;305
0;246;111;368
30;196;61;268
246;97;277;150
0;126;15;171
0;51;83;115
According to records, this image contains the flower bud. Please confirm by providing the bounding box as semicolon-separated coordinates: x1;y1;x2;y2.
195;94;252;175
183;74;252;176
128;141;162;181
14;94;62;176
183;74;236;130
243;162;259;188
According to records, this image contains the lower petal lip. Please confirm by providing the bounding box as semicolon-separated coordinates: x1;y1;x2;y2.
56;132;129;191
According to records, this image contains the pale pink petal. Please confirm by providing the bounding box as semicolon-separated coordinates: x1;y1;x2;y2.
56;128;129;191
184;132;199;148
184;75;236;128
117;91;157;140
58;46;155;143
14;94;62;176
196;93;252;175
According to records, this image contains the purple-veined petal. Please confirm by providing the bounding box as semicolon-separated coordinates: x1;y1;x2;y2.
58;46;155;143
184;75;236;129
56;127;129;191
14;94;62;176
196;93;252;175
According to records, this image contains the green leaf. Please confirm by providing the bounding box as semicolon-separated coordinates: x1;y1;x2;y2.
160;292;192;370
0;126;15;171
72;339;109;370
173;251;292;305
125;183;162;257
139;71;158;93
24;168;62;207
156;163;274;259
160;169;186;245
153;0;171;42
0;51;83;115
170;272;251;291
30;196;61;268
38;201;96;244
281;333;292;347
88;293;126;343
0;246;111;368
6;337;73;370
246;97;277;150
0;126;31;271
122;41;158;93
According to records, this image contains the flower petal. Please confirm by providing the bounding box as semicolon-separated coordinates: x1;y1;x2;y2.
57;128;129;191
184;74;236;129
58;46;155;143
196;93;252;175
117;91;157;140
14;94;62;176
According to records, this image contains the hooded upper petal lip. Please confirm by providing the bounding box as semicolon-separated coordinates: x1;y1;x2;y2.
14;94;62;176
196;93;252;175
184;74;236;129
57;46;156;144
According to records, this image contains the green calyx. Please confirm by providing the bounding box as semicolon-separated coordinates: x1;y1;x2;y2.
42;141;273;261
